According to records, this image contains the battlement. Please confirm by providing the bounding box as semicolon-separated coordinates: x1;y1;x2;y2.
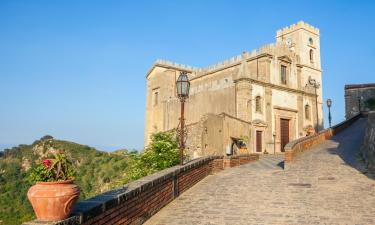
276;21;320;37
151;42;297;78
147;21;316;78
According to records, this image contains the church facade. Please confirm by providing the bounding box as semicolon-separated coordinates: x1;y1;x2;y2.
144;21;323;158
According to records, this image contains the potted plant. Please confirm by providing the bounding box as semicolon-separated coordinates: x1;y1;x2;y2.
27;150;80;221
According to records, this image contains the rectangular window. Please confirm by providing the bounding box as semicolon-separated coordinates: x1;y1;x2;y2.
281;65;287;84
154;91;158;106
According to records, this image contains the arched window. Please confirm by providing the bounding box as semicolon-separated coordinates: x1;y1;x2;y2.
309;37;314;45
255;96;262;113
305;104;311;120
309;49;314;63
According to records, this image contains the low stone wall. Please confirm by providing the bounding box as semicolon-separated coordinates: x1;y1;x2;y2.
361;111;375;171
284;113;362;167
223;154;259;168
24;154;258;225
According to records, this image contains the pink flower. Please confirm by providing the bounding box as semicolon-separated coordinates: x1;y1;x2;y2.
43;159;51;167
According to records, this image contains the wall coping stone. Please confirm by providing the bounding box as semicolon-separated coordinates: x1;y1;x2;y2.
24;156;224;225
284;113;362;166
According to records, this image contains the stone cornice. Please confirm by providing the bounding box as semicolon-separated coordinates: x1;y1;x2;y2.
234;78;317;97
296;63;322;72
273;106;298;113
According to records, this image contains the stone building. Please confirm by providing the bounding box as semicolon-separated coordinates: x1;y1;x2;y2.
144;21;324;158
345;83;375;119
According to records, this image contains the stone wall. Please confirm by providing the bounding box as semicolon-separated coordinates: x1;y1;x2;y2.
23;154;259;225
284;113;362;167
345;83;375;119
361;112;375;171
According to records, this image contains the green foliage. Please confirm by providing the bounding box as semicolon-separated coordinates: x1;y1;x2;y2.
128;132;179;180
28;164;54;182
40;135;53;141
0;139;136;225
365;93;375;110
0;133;179;225
29;153;75;183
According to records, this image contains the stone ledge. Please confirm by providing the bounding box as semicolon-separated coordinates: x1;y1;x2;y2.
23;155;225;225
284;113;362;166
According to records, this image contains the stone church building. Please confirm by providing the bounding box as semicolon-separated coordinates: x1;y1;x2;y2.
144;21;323;159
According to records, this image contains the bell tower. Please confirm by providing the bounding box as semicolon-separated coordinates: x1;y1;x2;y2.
276;21;324;130
276;21;321;70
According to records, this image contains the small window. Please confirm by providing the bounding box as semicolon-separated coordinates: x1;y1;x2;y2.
154;91;158;106
255;96;262;113
309;37;313;45
309;49;314;63
305;104;311;120
280;65;287;84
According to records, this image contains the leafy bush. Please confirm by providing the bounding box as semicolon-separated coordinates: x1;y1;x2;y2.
128;132;179;180
29;152;75;183
40;135;54;141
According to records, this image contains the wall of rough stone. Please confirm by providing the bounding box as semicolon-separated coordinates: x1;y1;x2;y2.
361;112;375;171
184;113;253;158
345;84;375;119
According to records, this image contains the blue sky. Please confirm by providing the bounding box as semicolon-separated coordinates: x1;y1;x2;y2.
0;0;374;151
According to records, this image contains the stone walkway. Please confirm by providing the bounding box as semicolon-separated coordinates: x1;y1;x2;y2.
145;118;375;225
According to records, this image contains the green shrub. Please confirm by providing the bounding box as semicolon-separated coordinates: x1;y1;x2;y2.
128;132;179;181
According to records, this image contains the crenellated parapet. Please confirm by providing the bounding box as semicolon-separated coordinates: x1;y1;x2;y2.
276;21;319;37
150;42;299;78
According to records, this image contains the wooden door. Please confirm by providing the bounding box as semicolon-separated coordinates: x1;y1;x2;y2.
256;131;262;153
280;119;289;152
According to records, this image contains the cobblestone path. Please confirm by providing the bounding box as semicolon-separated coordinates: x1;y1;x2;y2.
145;118;375;225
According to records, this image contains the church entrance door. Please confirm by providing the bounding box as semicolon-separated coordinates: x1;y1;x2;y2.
280;119;290;152
256;131;262;153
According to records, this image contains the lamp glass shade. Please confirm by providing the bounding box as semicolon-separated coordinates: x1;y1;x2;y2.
176;72;190;98
326;99;332;107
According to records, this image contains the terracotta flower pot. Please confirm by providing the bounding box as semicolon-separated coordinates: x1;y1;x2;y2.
27;180;80;221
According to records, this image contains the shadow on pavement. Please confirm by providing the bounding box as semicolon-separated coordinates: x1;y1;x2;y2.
326;118;375;180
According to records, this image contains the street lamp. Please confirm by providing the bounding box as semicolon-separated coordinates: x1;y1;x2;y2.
326;99;332;128
307;76;321;132
176;71;190;165
273;132;276;155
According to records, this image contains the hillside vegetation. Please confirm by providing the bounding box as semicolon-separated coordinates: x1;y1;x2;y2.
0;133;179;225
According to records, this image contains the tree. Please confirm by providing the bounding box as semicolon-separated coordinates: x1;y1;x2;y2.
40;135;54;141
127;132;179;181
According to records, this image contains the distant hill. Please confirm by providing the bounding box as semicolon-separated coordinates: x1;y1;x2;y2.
0;136;136;225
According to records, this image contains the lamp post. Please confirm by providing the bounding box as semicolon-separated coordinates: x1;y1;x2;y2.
307;77;321;132
273;132;276;155
326;99;332;128
176;71;190;165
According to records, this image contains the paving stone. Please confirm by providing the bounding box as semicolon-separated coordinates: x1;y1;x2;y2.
145;119;375;225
